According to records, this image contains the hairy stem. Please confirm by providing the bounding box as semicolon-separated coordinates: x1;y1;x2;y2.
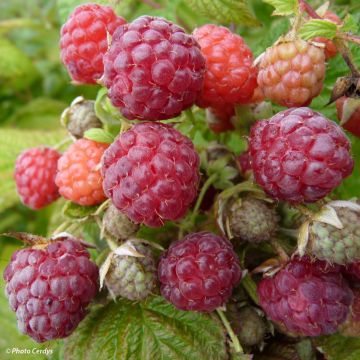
298;0;321;19
241;274;259;305
333;38;360;76
270;239;290;263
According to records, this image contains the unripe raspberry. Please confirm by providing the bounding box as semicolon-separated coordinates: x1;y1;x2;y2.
249;107;354;203
60;4;126;84
103;203;139;242
228;198;278;243
3;235;99;342
61;97;102;139
102;122;200;227
15;147;61;210
258;256;352;336
104;241;156;300
336;96;360;138
158;231;242;312
102;15;205;120
258;40;325;107
56;139;109;206
193;24;258;108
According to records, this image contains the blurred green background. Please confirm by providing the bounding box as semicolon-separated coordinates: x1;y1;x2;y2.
0;0;360;358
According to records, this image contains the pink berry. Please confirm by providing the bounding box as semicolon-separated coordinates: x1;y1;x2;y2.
101;122;200;227
102;15;206;120
15;147;61;210
3;236;99;342
249;107;354;203
258;256;353;336
158;231;242;312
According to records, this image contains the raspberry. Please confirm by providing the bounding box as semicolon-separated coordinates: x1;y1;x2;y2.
3;236;99;342
61;97;102;139
228;198;278;243
104;240;156;300
257;256;352;336
313;11;342;60
258;40;325;107
308;205;360;264
342;261;360;285
206;104;235;133
102;122;200;227
102;16;205;120
15;147;61;210
60;4;126;84
340;288;360;337
249;107;354;203
158;231;241;312
336;97;360;138
193;24;258;108
56;139;109;206
237;150;252;177
103;203;139;242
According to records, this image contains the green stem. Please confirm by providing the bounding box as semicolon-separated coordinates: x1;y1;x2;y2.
94;199;110;216
270;238;290;262
53;137;73;151
106;237;118;251
53;221;71;235
216;309;243;354
241;274;259;305
185;108;196;127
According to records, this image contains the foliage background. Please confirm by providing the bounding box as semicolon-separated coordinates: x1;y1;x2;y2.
0;0;360;359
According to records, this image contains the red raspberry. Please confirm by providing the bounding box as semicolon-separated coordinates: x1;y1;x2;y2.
258;40;325;107
102;16;205;120
206;104;235;133
313;11;342;60
193;24;258;108
56;139;109;206
102;122;200;227
237;150;252;177
15;147;61;210
336;97;360;138
3;236;99;342
60;4;126;84
249;107;354;203
258;256;353;336
342;261;360;286
340;288;360;337
158;231;242;312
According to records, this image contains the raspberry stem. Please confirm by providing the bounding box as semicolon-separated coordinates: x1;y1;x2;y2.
216;309;244;354
185;108;196;127
270;239;290;263
53;136;73;151
241;274;259;305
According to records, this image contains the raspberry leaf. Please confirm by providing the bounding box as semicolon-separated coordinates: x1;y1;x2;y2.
315;334;360;360
299;19;338;40
62;201;99;220
84;128;114;144
64;296;228;360
262;0;298;16
340;14;358;33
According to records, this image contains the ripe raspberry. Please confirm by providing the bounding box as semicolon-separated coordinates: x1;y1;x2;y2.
60;4;126;84
313;11;342;60
342;261;360;285
61;97;102;139
258;40;325;107
3;236;99;342
308;205;360;265
206;104;235;133
56;139;109;206
102;122;200;227
193;24;258;108
228;198;278;243
336;97;360;138
104;240;156;300
15;147;61;210
340;288;360;337
249;107;354;203
103;203;139;242
102;16;205;120
237;150;252;177
158;231;242;312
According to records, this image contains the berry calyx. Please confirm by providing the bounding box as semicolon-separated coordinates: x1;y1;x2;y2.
3;235;99;342
158;231;242;312
56;139;109;206
249;107;354;203
15;147;61;210
60;3;126;84
102;122;200;227
102;15;206;120
336;96;360;138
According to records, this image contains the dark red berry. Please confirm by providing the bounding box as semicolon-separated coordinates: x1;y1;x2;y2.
158;231;242;312
102;15;206;120
249;107;354;203
15;147;61;210
60;3;126;84
3;236;99;342
258;256;352;336
102;122;200;227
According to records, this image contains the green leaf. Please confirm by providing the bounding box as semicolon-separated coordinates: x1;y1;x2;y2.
262;0;298;16
84;128;114;144
94;88;123;125
299;19;338;40
315;334;360;360
183;0;261;26
64;296;228;360
62;201;99;220
340;14;358;33
0;128;66;211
